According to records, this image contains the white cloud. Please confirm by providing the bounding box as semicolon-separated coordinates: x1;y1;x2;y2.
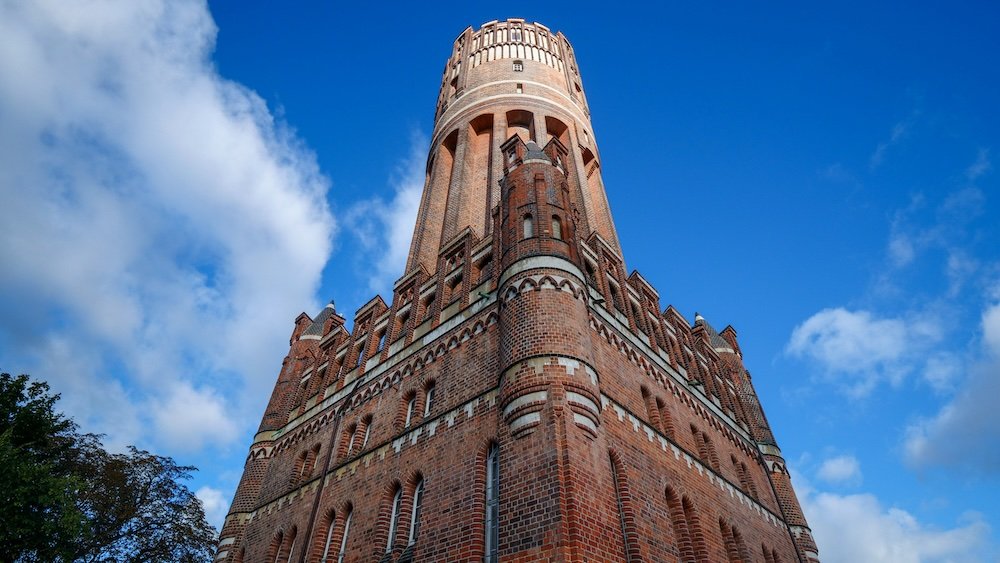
888;231;916;267
983;301;1000;356
796;471;993;563
870;119;911;169
817;454;862;485
805;491;991;562
151;382;239;452
344;131;427;296
904;300;1000;474
966;148;992;181
786;308;941;396
945;250;979;298
922;352;962;393
0;1;333;452
195;485;230;532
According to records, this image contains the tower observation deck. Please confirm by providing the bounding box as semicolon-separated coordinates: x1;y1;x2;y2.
217;18;819;563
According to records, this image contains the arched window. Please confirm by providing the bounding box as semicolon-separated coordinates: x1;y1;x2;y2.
292;451;307;485
306;444;320;477
640;387;661;429
361;417;372;448
337;508;352;563
703;433;720;472
485;444;500;563
283;527;297;563
345;423;358;456
386;487;403;553
732;455;758;498
268;531;283;563
690;424;719;472
551;215;562;240
656;397;675;439
719;519;750;563
404;396;416;428
681;496;707;561
408;478;425;545
609;451;638;562
523;214;534;238
424;382;436;416
665;487;693;562
318;510;336;562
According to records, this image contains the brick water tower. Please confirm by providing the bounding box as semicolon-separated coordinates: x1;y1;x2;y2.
217;18;819;563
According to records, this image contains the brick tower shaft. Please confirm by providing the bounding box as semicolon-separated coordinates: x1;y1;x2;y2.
406;19;620;277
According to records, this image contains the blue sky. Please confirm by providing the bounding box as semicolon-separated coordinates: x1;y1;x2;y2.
1;2;998;561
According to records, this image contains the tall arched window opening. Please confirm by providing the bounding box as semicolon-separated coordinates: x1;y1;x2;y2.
408;479;425;545
424;382;436;416
485;443;500;563
404;396;416;428
386;487;403;553
610;451;636;562
318;510;336;562
337;508;353;563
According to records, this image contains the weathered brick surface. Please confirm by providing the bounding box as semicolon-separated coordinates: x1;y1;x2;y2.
218;18;818;563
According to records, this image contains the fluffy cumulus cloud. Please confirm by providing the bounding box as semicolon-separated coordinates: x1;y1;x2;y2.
904;299;1000;474
786;307;941;396
817;454;862;485
0;1;333;450
805;489;991;563
344;131;427;296
795;469;993;563
195;485;229;531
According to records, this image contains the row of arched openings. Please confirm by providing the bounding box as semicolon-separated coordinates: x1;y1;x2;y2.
612;451;784;563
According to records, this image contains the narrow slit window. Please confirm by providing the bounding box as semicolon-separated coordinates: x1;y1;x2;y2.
523;214;533;239
386;488;402;553
337;509;352;563
319;511;336;562
284;529;297;563
408;479;425;545
424;383;435;416
551;215;562;240
404;396;416;428
485;444;500;563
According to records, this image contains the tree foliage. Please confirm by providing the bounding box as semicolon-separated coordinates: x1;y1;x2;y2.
0;373;217;562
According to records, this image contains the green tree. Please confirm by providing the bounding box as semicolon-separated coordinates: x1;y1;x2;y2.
0;373;217;562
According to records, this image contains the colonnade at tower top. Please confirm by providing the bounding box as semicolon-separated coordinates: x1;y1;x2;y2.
406;19;621;276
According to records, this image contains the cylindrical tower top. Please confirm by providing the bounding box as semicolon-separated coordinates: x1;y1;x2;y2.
406;19;620;277
433;20;590;127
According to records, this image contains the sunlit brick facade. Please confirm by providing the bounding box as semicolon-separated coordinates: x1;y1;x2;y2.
218;19;819;563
